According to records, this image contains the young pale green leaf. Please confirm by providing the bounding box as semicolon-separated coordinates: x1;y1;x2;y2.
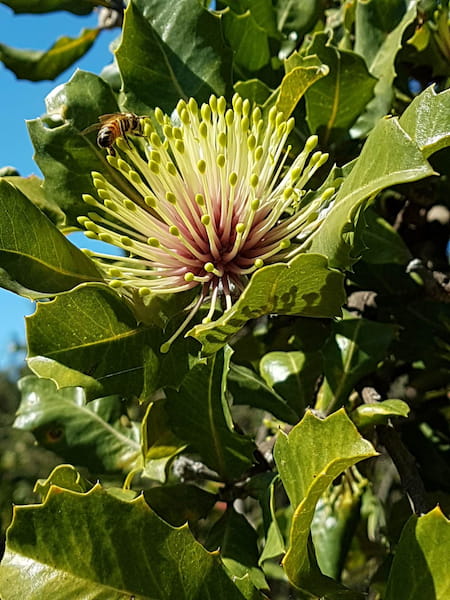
359;207;412;265
165;347;255;481
0;29;98;81
274;409;377;593
351;399;410;428
385;507;450;600
188;253;345;356
0;180;102;298
276;54;329;119
305;117;435;268
34;464;92;501
28;70;121;227
352;0;417;137
233;78;274;106
26;284;163;400
259;350;323;416
0;484;262;600
14;375;140;473
303;32;376;144
316;317;397;414
206;507;268;591
228;362;299;424
116;0;232;114
399;85;450;158
0;0;95;14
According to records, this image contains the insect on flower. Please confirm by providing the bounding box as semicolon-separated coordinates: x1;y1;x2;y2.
79;95;336;352
83;112;145;156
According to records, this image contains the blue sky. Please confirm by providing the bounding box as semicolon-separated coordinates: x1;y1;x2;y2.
0;5;118;369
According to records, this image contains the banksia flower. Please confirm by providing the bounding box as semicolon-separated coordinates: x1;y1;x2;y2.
79;95;335;351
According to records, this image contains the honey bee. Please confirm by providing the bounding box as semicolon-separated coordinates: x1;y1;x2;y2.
83;112;144;156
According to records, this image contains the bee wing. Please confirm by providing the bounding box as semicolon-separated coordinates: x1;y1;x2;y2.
81;122;101;135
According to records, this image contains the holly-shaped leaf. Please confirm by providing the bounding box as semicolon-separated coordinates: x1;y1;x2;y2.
274;409;377;594
0;483;262;599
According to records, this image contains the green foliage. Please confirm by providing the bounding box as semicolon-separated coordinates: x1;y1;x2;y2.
1;0;450;598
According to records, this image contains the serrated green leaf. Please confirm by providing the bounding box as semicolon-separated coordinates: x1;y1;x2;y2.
0;180;102;299
0;484;262;599
0;29;98;81
274;409;377;594
233;78;274;105
188;253;345;356
352;0;417;137
26;283;162;400
385;506;450;600
14;376;140;473
0;0;95;14
116;0;232;114
351;399;410;428
316;317;397;414
228;362;299;424
165;347;255;481
303;32;376;144
259;350;323;416
399;85;450;158
305;117;435;268
34;464;92;501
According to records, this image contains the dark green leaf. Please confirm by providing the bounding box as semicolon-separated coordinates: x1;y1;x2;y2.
165;347;255;481
28;70;121;227
316;316;397;414
0;180;102;299
352;1;417;137
0;483;262;599
275;0;323;37
26;283;163;400
274;409;376;594
359;207;412;265
303;32;376;144
145;484;216;527
259;350;323;416
188;253;345;356
228;363;299;424
399;85;450;158
14;375;140;473
116;0;232;114
0;29;98;81
0;0;95;14
222;0;279;72
385;507;450;600
206;507;268;590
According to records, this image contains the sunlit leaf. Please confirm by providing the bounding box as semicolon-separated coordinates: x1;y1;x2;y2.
0;483;262;599
385;507;450;600
188;253;345;356
116;0;232;114
274;409;377;594
0;29;98;81
0;180;102;299
351;399;410;428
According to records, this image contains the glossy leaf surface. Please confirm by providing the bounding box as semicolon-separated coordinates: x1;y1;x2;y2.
0;180;101;298
14;375;140;473
188;253;345;356
0;483;262;599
